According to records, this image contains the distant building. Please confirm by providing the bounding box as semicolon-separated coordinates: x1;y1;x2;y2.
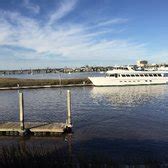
137;60;148;67
63;68;74;73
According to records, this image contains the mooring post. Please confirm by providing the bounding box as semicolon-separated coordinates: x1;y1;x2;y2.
19;92;25;131
66;90;72;126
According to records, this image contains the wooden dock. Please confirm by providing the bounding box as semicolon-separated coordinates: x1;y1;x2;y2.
0;90;72;136
0;83;93;91
0;122;70;136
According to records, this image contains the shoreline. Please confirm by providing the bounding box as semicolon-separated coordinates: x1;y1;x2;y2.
0;78;93;90
0;84;93;90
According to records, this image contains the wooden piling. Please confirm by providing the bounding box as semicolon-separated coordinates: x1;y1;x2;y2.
19;92;25;131
66;90;72;126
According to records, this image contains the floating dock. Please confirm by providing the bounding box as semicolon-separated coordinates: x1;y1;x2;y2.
0;83;92;91
0;122;70;136
0;90;72;136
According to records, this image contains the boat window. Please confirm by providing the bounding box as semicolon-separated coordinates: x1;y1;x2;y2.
135;74;139;77
140;74;144;77
153;74;157;77
114;74;118;78
131;74;135;77
110;74;115;77
126;74;130;77
121;74;126;77
149;74;153;77
164;73;168;77
144;74;148;77
158;74;162;77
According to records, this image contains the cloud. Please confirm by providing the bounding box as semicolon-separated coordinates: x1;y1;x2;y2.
23;0;40;14
0;1;147;68
96;18;129;27
48;0;77;25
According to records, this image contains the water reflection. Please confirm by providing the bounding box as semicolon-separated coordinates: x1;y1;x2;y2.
1;136;168;166
0;86;168;164
90;85;168;107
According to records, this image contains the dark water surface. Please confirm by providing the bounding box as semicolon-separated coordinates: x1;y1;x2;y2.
0;85;168;164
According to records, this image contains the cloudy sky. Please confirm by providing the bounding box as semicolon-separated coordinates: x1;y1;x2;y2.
0;0;168;69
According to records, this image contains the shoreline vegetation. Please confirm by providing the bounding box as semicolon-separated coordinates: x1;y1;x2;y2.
0;145;165;168
0;78;92;90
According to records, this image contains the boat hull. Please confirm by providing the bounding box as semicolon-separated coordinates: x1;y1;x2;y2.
88;77;168;86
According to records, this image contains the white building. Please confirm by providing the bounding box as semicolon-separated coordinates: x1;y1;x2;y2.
137;60;148;67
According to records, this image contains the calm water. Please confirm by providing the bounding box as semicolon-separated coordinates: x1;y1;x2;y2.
0;72;103;79
0;85;168;163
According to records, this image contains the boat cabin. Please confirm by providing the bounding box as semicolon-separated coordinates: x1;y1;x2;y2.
106;71;168;78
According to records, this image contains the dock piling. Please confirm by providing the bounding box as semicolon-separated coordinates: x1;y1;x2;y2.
66;90;72;127
19;92;25;131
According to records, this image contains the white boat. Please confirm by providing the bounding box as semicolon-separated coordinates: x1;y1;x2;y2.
157;66;168;71
88;68;168;86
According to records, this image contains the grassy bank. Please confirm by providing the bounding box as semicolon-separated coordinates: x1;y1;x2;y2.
0;78;92;88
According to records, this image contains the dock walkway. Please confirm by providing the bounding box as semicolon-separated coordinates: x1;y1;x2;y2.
0;122;69;136
0;84;92;91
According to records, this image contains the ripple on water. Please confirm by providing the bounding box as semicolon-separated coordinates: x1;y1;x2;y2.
0;85;168;162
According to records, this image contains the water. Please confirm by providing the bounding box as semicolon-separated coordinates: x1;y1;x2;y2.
0;85;168;163
0;72;103;79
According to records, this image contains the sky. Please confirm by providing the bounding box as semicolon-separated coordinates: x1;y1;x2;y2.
0;0;168;69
